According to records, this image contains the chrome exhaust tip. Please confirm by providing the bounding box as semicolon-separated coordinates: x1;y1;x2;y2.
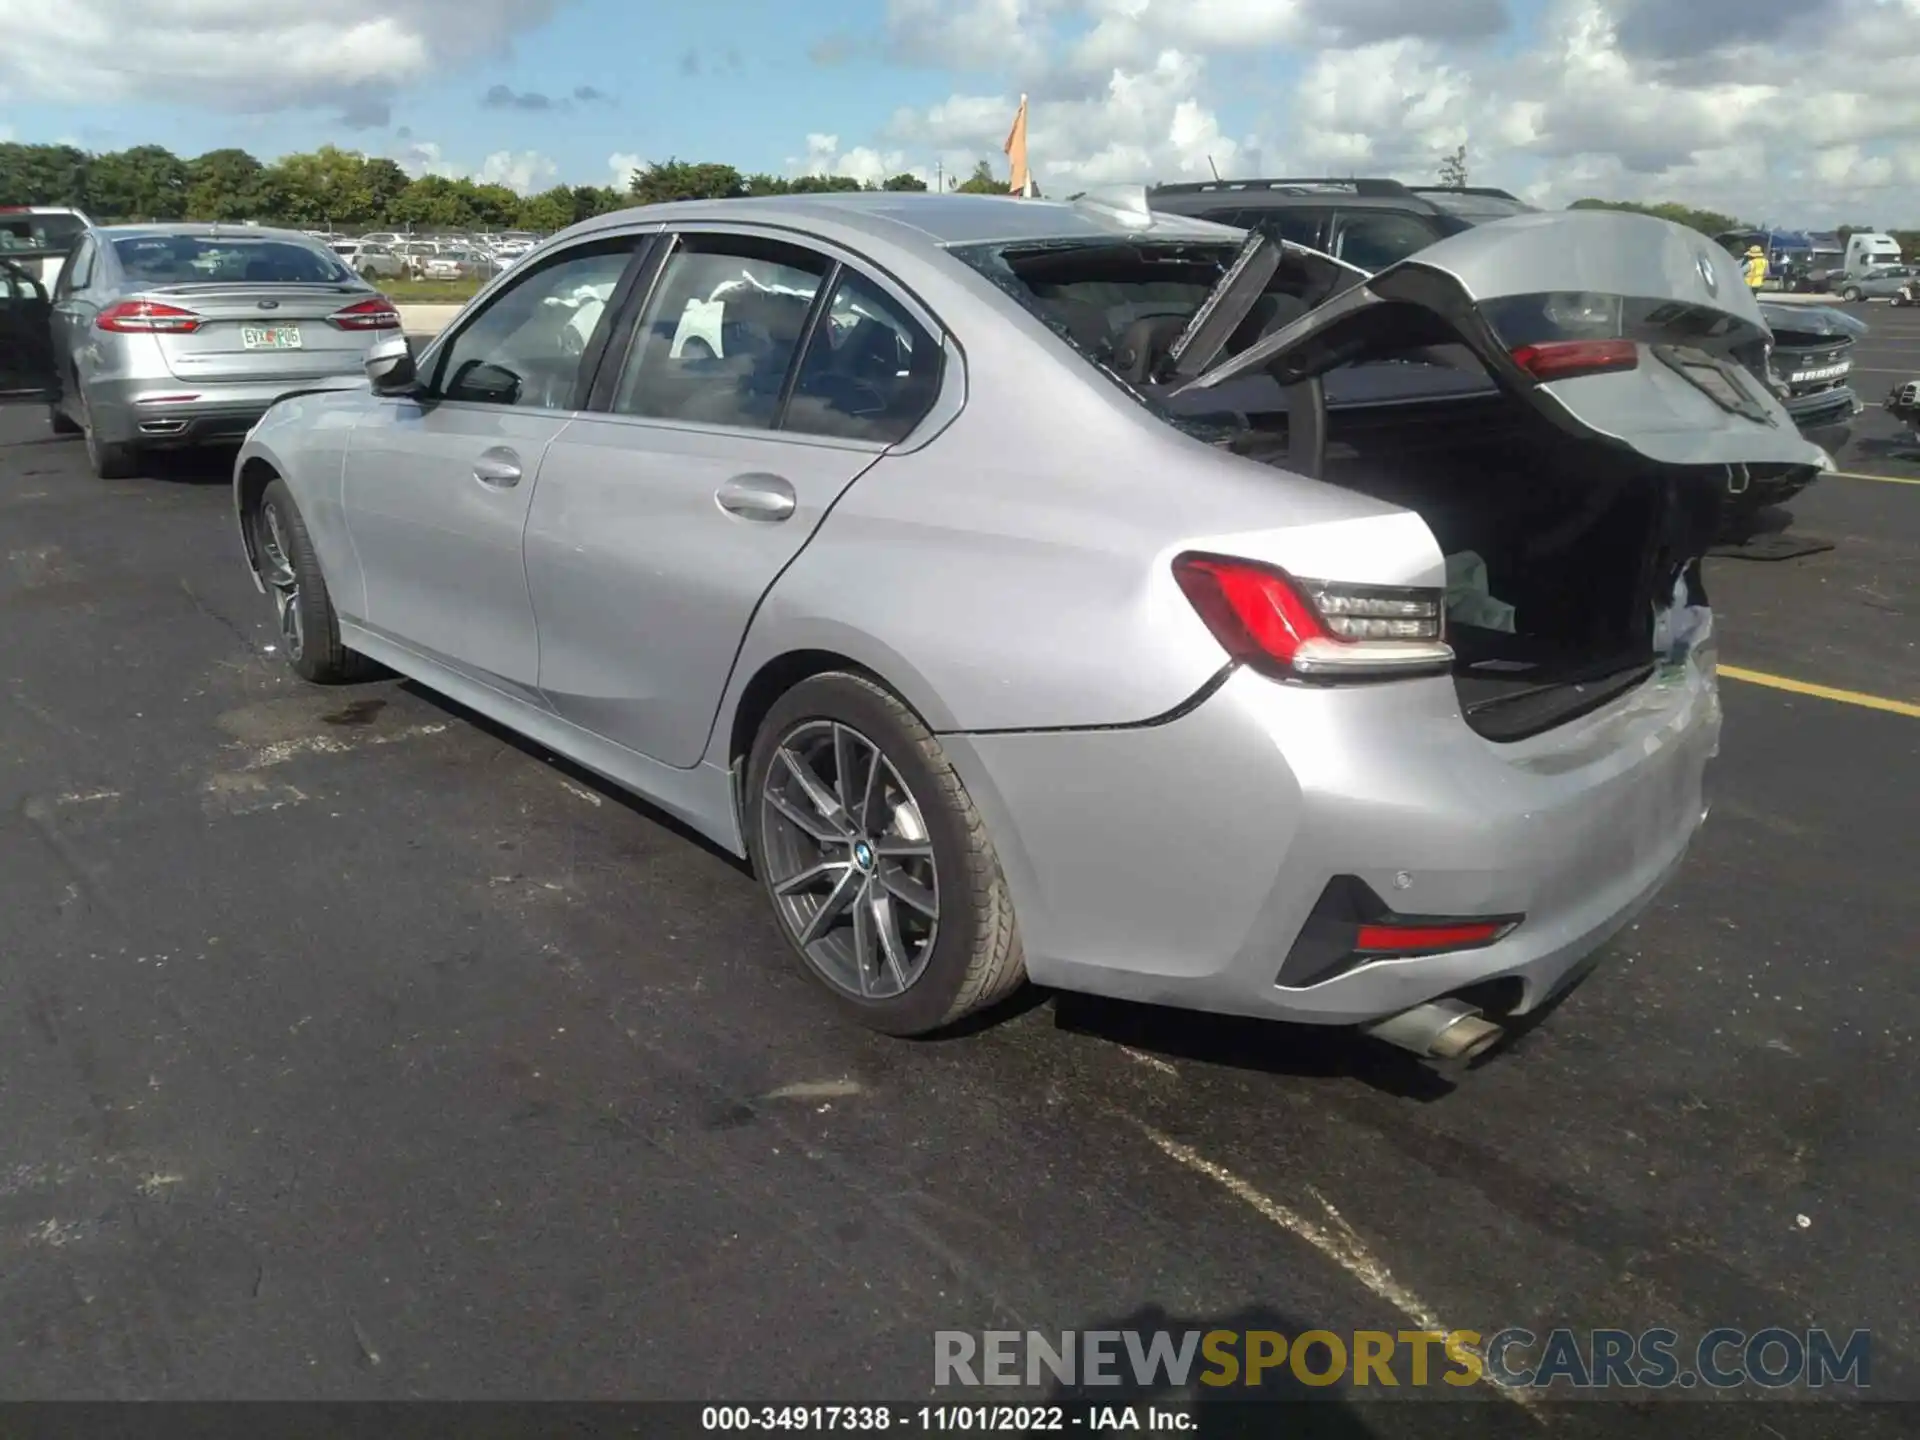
1362;999;1505;1063
139;418;188;435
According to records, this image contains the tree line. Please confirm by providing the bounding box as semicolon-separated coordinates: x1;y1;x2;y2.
0;143;1009;236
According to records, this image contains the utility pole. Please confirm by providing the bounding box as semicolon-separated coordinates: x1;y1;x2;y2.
1207;155;1221;181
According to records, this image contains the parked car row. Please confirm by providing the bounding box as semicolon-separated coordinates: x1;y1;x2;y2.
321;229;537;284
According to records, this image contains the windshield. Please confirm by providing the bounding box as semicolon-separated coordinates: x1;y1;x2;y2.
0;212;85;253
113;235;354;284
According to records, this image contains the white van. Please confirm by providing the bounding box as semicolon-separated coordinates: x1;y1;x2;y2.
1844;232;1901;277
0;206;92;292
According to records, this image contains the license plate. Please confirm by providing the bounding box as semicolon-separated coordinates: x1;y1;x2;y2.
1791;362;1848;383
241;324;302;350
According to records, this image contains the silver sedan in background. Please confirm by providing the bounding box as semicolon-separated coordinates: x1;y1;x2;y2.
47;223;401;478
232;194;1823;1058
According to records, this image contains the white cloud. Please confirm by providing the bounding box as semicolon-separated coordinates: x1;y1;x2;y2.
818;0;1920;224
793;134;926;187
608;152;644;191
0;0;558;127
391;141;559;195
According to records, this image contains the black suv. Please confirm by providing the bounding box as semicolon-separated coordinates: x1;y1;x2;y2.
1148;177;1862;514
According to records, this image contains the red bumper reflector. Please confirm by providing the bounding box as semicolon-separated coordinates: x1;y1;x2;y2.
1355;921;1509;955
1509;339;1638;381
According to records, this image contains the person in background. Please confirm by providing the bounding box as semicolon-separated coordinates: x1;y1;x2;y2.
1744;244;1769;291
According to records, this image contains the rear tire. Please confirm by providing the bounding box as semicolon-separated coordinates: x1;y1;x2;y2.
745;672;1026;1036
251;478;378;685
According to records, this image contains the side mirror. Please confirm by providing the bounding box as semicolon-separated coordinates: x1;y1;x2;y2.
365;333;418;394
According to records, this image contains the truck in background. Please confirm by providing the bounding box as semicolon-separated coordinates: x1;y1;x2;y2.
1844;231;1902;277
0;206;91;292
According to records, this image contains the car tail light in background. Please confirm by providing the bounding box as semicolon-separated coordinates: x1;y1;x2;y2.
97;300;203;334
1509;339;1638;381
1172;553;1451;680
327;296;402;331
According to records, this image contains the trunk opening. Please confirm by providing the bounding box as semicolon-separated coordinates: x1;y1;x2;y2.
1226;390;1724;740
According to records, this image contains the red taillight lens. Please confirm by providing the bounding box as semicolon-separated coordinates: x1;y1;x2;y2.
328;296;401;331
1172;553;1451;681
97;300;202;333
1354;920;1511;956
1509;339;1638;381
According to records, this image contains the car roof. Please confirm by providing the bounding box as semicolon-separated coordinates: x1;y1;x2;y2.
98;222;325;244
565;191;1243;252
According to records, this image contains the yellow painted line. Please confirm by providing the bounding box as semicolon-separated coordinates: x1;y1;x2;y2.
1720;665;1920;718
1828;469;1920;486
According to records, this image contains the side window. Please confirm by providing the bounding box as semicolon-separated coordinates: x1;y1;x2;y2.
1201;208;1323;249
432;240;635;409
64;238;96;295
784;270;941;443
1330;212;1441;271
613;235;831;431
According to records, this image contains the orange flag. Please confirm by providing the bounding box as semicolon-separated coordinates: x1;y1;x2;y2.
1004;94;1032;196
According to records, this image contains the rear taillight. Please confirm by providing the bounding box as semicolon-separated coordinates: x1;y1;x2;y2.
1172;553;1451;681
1355;920;1511;956
97;300;202;333
1509;339;1638;381
328;296;401;331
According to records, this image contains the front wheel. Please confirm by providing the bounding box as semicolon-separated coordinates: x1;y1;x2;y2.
1841;286;1863;303
746;672;1025;1036
251;478;377;684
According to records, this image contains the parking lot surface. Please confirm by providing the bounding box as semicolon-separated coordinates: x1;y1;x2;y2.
1;328;1915;1421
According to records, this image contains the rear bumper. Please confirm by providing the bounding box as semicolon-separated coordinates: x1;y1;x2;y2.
943;653;1721;1029
88;373;367;447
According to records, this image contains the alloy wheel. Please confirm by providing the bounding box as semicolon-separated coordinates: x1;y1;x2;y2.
760;719;940;1000
256;500;306;660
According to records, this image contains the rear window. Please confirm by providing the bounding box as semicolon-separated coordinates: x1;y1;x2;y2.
950;238;1240;364
0;212;85;253
111;235;353;285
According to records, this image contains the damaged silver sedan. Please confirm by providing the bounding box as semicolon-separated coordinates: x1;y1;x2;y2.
232;190;1825;1057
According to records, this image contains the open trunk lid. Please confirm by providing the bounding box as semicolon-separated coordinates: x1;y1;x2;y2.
128;283;391;383
1177;208;1830;476
1170;210;1827;739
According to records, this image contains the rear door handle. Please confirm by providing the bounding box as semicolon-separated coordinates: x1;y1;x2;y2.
473;447;522;489
716;473;796;521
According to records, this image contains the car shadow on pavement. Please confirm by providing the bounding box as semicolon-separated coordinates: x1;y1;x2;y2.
1046;958;1603;1102
133;443;243;486
1853;434;1920;466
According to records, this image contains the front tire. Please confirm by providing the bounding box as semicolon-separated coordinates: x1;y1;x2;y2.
1841;286;1863;303
746;672;1025;1036
251;478;376;684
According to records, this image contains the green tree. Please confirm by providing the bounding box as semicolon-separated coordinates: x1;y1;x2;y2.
1568;197;1745;237
881;173;928;191
568;184;627;223
467;182;523;229
387;174;479;229
955;160;1000;194
517;185;578;233
785;173;866;193
262;145;384;228
86;145;189;220
0;143;91;207
1437;144;1468;188
629;160;746;204
185;148;265;221
363;158;412;223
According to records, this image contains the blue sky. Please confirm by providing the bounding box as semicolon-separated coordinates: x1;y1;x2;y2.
4;0;1918;224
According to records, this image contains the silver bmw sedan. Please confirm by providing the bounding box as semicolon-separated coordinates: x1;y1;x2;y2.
231;191;1825;1059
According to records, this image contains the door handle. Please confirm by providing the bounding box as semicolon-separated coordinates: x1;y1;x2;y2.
473;447;522;489
716;473;797;522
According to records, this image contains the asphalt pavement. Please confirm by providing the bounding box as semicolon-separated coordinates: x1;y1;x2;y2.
0;337;1915;1421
